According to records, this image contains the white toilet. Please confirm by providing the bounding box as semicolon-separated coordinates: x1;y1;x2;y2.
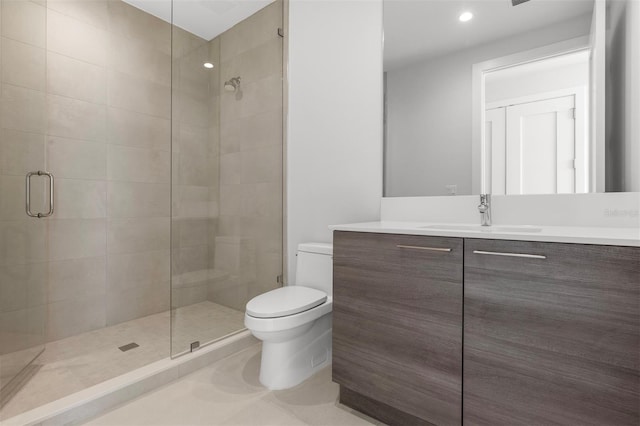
244;242;333;390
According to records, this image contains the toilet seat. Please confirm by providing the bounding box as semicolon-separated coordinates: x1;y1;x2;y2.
244;296;333;333
246;286;327;318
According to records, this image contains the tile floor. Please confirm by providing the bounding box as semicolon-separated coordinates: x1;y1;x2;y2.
0;301;245;420
83;344;379;426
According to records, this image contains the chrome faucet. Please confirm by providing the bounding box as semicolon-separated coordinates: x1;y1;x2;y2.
478;194;491;226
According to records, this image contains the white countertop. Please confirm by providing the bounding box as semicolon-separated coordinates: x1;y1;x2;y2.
329;221;640;247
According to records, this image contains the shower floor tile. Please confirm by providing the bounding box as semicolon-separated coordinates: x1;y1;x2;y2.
0;301;244;420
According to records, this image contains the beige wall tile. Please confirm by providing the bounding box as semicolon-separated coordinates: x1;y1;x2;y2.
48;136;107;179
108;32;170;87
46;0;108;29
175;46;211;100
47;9;107;66
48;256;105;303
0;174;46;220
174;92;209;127
175;218;209;248
47;293;105;341
220;37;282;86
107;181;170;218
107;107;170;152
171;284;207;309
219;184;243;216
206;277;248;311
0;129;46;176
1;0;46;48
0;262;46;312
108;71;171;118
0;84;46;133
172;185;210;218
240;109;282;152
47;52;107;104
177;124;210;156
178;152;213;186
240;145;281;184
216;215;241;237
255;250;281;286
0;305;46;353
47;95;107;142
0;264;46;317
105;280;168;325
172;245;208;276
107;217;169;254
244;215;281;242
237;75;282;119
107;144;170;183
242;182;282;218
220;120;242;155
48;218;106;261
107;249;169;290
219;88;242;124
0;220;48;265
53;178;107;219
219;152;241;185
1;37;45;91
0;175;25;220
107;0;170;54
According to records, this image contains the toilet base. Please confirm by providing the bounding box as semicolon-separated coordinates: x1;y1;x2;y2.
258;313;332;390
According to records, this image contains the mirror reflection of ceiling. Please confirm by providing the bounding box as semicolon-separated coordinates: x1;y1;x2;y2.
384;0;595;70
123;0;275;40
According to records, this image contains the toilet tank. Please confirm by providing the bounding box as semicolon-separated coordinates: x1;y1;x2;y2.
294;242;333;296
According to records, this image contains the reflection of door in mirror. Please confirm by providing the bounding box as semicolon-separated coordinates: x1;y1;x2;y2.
484;52;589;195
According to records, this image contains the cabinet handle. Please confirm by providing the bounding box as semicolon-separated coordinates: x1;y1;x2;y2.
473;250;546;259
396;245;452;252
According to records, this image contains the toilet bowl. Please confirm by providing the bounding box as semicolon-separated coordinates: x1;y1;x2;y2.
244;242;333;390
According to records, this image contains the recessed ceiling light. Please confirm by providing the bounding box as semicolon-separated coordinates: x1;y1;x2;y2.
459;11;473;22
203;62;214;69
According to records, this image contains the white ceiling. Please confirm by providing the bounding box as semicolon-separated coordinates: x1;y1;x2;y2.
123;0;275;41
384;0;595;70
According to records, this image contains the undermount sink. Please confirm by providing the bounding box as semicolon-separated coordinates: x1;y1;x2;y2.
422;224;543;233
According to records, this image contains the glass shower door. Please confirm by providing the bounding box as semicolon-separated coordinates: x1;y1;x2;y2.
0;0;49;404
170;0;285;357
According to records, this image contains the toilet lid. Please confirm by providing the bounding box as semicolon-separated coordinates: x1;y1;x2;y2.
246;286;327;318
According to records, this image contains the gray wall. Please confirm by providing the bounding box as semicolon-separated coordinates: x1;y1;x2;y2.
606;0;640;192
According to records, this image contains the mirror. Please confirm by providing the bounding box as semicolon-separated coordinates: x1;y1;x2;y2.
383;0;639;197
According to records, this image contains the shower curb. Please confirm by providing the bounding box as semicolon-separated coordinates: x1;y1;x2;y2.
2;331;257;426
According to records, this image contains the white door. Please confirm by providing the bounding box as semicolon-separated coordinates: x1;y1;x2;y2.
505;95;576;194
485;107;506;195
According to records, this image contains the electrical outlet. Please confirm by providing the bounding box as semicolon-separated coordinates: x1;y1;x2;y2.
445;184;457;195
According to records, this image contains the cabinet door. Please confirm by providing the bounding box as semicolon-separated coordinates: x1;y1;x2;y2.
333;231;463;426
464;239;640;425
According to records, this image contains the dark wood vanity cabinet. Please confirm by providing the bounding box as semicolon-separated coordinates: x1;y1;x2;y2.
464;239;640;426
332;231;463;426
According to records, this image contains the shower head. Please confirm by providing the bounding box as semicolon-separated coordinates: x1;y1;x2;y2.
224;77;241;92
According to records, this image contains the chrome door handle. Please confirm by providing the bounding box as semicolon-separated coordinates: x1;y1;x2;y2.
26;171;54;218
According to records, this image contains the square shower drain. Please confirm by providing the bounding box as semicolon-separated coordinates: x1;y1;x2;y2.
118;342;139;352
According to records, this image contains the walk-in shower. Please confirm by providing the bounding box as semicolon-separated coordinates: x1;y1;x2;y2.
0;0;284;419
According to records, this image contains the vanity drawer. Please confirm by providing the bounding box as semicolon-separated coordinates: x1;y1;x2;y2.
333;231;463;426
464;239;640;425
